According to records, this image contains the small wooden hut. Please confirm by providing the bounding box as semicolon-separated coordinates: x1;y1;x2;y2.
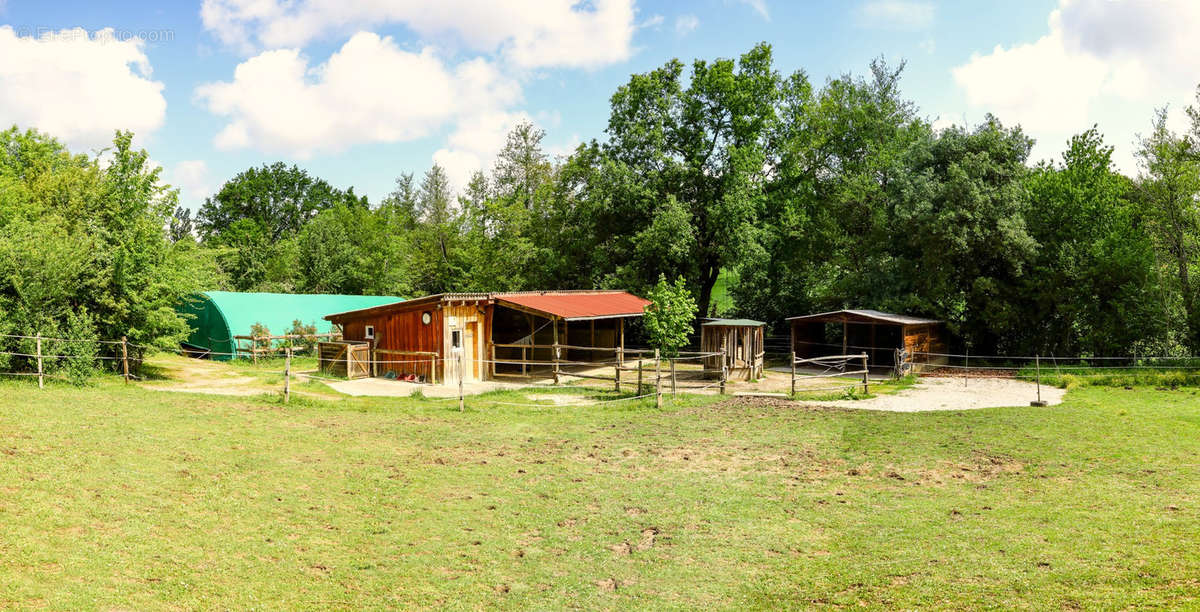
786;309;947;373
701;318;765;380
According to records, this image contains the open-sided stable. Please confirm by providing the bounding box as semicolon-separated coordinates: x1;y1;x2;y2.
787;309;947;372
323;291;651;384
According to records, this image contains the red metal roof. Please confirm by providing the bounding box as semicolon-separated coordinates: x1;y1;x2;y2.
495;291;651;321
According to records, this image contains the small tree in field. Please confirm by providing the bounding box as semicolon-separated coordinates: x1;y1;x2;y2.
643;275;698;358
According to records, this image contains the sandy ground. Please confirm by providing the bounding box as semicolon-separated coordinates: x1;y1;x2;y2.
310;375;541;398
798;376;1065;412
142;355;1064;412
142;358;265;396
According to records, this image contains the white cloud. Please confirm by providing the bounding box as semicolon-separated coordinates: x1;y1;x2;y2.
169;160;215;211
200;0;636;70
855;0;934;30
0;26;166;150
737;0;770;20
640;14;665;29
433;110;531;191
951;0;1200;173
675;14;700;36
196;32;521;158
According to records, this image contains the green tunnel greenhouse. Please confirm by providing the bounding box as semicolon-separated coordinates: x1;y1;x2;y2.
179;291;404;360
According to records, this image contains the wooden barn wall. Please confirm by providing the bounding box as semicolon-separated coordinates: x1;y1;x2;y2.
336;303;444;382
903;324;948;366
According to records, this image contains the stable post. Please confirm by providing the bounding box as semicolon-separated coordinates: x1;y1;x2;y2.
614;347;622;392
284;347;291;404
719;348;727;395
655;349;662;408
36;333;43;389
861;353;869;394
893;348;900;380
790;351;796;395
121;336;129;384
458;352;465;412
670;358;677;397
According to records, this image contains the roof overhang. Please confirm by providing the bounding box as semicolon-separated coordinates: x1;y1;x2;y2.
785;309;941;326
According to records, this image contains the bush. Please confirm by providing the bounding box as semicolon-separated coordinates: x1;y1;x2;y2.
59;309;99;386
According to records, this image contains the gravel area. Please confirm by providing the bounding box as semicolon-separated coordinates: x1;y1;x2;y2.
800;376;1065;412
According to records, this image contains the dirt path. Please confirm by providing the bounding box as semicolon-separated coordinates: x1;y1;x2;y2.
797;376;1065;412
142;357;265;396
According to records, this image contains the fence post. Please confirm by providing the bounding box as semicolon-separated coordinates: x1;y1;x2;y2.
670;358;677;398
637;358;643;394
458;352;465;412
790;351;796;396
284;347;291;404
719;348;727;395
893;348;900;380
655;349;662;409
36;333;43;390
861;353;869;394
121;336;130;384
614;347;622;393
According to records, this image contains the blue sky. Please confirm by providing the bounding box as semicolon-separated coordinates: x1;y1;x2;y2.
1;0;1195;211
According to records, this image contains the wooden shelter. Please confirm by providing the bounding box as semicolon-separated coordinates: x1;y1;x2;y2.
701;319;765;380
786;309;947;372
323;291;651;385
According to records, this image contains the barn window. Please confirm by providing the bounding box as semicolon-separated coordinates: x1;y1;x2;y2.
451;329;462;350
422;311;432;325
365;325;375;339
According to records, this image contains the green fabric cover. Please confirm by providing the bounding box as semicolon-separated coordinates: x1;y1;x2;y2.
179;291;403;360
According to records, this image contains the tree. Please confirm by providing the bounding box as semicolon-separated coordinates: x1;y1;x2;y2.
198;162;365;291
169;206;194;243
563;43;782;312
1025;127;1165;355
1137;106;1200;351
643;275;699;357
198;162;367;243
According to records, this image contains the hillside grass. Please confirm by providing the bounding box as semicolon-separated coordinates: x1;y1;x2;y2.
0;379;1197;609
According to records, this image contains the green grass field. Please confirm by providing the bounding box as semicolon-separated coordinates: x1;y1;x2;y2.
0;377;1198;609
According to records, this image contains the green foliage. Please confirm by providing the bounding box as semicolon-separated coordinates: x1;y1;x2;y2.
643;275;698;357
286;319;318;352
249;323;271;350
58;308;99;386
0;127;212;365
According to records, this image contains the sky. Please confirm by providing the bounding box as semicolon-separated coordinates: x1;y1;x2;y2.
1;0;1198;211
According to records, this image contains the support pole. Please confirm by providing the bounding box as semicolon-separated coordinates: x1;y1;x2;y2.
36;333;43;390
458;352;465;412
790;351;796;396
655;349;662;408
670;358;677;398
861;353;869;394
719;348;727;395
552;320;560;385
637;358;643;394
121;336;130;384
894;348;900;380
1031;354;1047;406
284;347;291;404
964;345;969;387
614;347;622;392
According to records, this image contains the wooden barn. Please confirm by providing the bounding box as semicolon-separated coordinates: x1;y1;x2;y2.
786;309;947;373
700;319;765;380
322;291;651;384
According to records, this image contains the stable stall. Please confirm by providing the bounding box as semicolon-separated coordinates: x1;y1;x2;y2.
787;309;947;373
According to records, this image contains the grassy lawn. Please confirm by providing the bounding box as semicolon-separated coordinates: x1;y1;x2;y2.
0;378;1198;609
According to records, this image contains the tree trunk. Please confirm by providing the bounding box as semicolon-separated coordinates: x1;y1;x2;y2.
698;262;720;318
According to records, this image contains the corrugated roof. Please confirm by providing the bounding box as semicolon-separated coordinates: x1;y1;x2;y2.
785;309;941;325
495;291;651;321
701;318;765;327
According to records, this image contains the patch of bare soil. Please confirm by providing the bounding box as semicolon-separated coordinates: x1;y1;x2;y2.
142;358;265;396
